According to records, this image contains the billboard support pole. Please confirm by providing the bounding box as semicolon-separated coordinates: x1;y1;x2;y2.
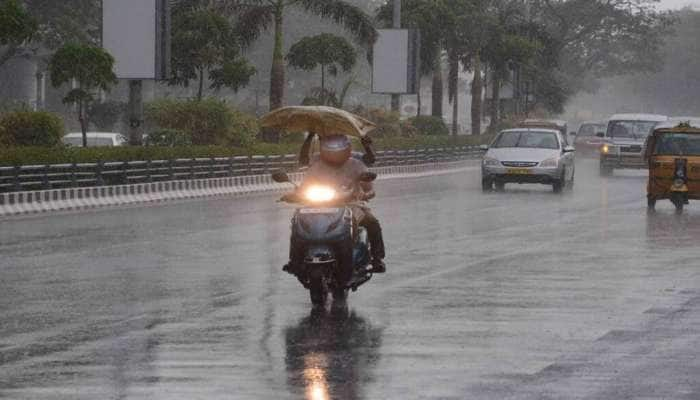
128;80;143;146
391;0;401;113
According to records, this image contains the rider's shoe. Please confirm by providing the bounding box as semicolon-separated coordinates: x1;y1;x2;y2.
370;259;386;273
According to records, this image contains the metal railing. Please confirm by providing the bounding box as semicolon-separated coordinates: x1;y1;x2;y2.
0;146;481;193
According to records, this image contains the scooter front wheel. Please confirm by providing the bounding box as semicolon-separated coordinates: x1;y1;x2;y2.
309;277;328;306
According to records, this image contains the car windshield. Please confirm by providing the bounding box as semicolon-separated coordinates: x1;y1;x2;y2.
608;121;658;139
654;133;700;156
493;131;560;149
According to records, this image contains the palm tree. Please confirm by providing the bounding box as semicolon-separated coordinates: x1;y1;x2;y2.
234;0;377;112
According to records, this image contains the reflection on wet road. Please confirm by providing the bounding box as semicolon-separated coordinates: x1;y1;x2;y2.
2;159;700;399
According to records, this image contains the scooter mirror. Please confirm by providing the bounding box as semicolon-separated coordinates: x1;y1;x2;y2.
271;170;291;183
359;172;377;182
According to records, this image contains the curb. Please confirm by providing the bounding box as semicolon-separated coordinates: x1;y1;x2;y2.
0;161;474;218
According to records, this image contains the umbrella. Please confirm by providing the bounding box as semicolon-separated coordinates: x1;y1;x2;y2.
259;106;376;138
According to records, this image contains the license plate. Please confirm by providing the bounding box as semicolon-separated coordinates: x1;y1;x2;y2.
299;208;340;214
507;168;532;175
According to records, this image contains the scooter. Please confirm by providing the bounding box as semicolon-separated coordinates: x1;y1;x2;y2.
272;171;377;306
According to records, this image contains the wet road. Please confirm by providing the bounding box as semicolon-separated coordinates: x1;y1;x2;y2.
2;159;700;399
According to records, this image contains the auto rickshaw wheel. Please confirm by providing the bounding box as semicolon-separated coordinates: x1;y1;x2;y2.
647;196;656;210
671;193;685;214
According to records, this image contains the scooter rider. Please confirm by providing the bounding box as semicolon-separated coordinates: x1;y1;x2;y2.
299;132;377;167
285;134;386;274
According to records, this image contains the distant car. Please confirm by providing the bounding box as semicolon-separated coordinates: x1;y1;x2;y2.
599;114;667;176
481;128;576;193
573;121;607;157
62;132;127;147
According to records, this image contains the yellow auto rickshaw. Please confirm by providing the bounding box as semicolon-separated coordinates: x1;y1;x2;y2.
645;120;700;213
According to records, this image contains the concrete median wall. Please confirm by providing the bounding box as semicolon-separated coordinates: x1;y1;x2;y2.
0;161;473;218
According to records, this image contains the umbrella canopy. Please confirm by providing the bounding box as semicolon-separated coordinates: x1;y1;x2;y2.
259;106;376;138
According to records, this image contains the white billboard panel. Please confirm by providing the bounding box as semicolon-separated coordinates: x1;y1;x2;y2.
372;30;409;94
372;29;419;94
104;0;168;79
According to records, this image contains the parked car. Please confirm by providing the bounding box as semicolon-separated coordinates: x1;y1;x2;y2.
573;121;607;157
62;132;127;147
599;114;667;176
481;128;576;193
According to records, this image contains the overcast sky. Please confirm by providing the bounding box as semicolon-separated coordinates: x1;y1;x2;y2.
659;0;700;9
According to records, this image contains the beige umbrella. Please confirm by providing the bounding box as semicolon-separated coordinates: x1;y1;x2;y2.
259;106;376;138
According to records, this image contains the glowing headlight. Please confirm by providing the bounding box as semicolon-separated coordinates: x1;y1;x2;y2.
601;144;610;154
540;158;559;167
483;157;500;166
304;186;336;202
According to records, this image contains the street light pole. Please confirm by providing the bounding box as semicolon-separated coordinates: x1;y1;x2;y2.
391;0;401;113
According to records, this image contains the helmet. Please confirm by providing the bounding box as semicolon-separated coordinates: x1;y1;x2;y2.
320;134;352;166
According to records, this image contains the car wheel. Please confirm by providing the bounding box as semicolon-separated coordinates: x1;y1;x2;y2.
566;169;575;192
552;169;566;193
482;177;493;192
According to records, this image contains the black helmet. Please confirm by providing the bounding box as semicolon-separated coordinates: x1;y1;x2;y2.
320;134;352;166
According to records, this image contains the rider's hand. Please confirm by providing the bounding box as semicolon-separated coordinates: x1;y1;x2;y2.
280;193;297;203
361;136;373;146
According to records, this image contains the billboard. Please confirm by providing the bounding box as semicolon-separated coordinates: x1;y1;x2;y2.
103;0;170;80
372;29;420;94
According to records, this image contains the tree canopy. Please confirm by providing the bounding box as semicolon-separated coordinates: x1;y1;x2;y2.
287;33;357;92
49;44;117;147
170;5;256;100
0;0;37;66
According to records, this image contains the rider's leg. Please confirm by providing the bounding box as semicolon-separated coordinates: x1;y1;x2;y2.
359;211;386;273
284;234;304;274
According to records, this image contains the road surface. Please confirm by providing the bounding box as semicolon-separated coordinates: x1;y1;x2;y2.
2;159;700;399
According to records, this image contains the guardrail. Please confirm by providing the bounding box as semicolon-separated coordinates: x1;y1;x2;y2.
0;146;482;193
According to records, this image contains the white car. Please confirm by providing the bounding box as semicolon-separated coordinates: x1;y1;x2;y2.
481;128;576;193
62;132;127;147
599;113;667;176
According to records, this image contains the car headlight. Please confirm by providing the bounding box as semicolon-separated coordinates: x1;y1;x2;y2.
482;157;500;166
304;186;336;202
601;144;614;154
540;158;559;167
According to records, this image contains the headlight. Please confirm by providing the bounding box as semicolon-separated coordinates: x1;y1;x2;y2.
601;144;613;154
304;186;336;202
540;158;559;168
483;157;500;166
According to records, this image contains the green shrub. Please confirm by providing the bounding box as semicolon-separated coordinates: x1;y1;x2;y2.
409;115;449;135
228;109;258;147
146;129;192;147
145;98;259;146
0;135;495;166
0;111;65;146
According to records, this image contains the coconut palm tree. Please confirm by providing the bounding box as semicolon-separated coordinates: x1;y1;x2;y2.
234;0;377;112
